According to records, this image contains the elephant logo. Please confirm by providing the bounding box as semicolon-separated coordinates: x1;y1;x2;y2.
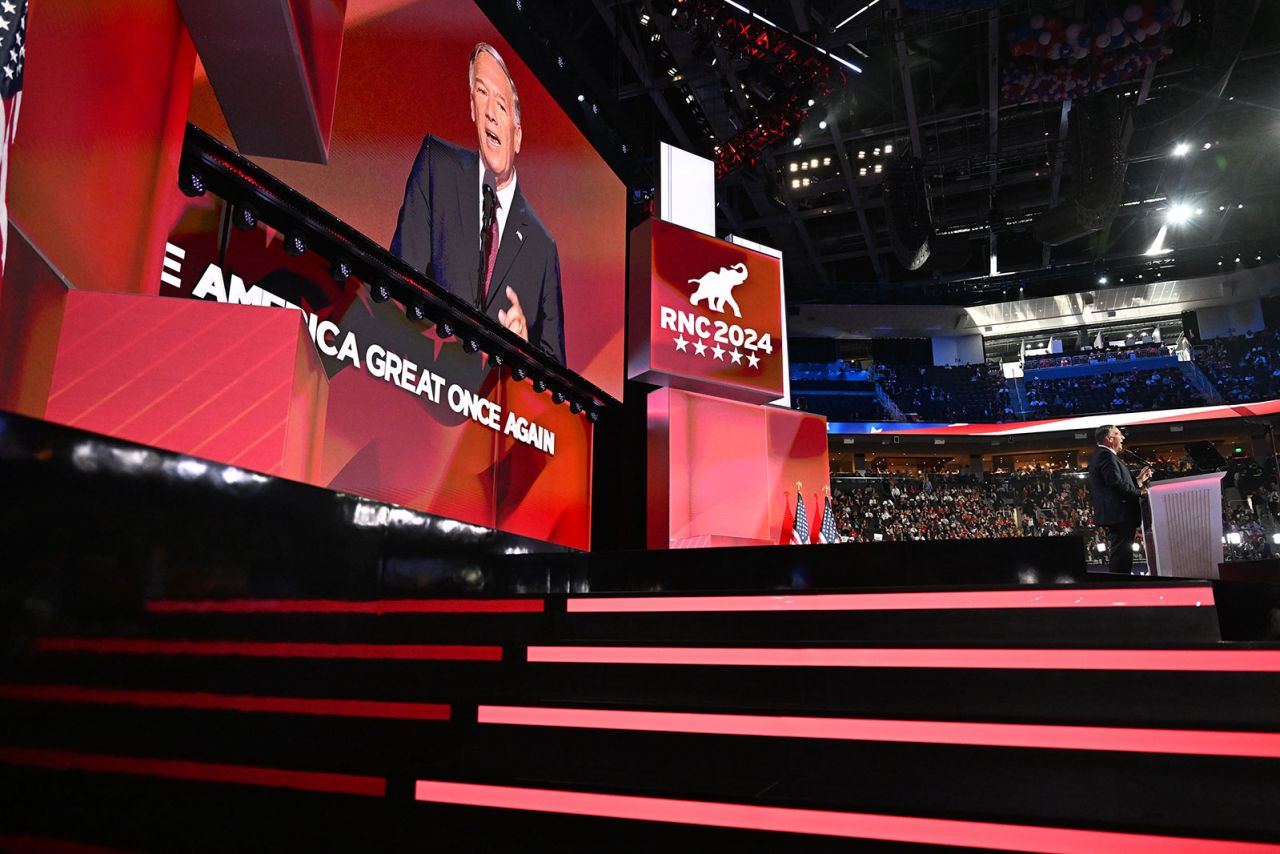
688;262;747;318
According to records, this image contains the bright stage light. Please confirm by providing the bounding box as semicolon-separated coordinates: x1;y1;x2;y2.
1166;203;1193;225
1226;532;1242;545
1172;141;1191;157
1095;542;1107;553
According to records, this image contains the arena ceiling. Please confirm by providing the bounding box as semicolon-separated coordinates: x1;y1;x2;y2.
482;0;1280;308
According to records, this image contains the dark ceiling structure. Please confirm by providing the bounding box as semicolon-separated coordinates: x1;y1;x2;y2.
483;0;1280;308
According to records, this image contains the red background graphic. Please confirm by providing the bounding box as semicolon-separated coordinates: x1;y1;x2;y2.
631;219;785;402
186;0;626;400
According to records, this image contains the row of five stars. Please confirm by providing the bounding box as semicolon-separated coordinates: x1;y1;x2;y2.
673;335;761;367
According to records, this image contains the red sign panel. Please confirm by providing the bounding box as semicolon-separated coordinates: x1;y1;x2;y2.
628;219;785;404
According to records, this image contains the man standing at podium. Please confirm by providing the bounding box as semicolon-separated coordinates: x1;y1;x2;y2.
1088;425;1153;574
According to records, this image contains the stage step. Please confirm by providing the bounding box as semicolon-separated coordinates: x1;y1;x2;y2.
1;586;1275;852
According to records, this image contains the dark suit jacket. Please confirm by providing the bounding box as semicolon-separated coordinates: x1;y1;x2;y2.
1088;445;1142;527
389;135;565;364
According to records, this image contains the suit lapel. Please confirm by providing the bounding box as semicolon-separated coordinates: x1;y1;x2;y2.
484;186;529;314
459;152;482;305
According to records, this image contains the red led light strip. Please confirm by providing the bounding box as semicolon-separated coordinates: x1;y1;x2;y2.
146;598;544;614
566;586;1212;613
0;684;450;721
413;780;1280;852
476;705;1280;758
0;835;140;854
36;637;502;661
525;646;1280;671
0;747;385;796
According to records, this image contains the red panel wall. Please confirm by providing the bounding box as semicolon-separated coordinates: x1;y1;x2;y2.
44;292;327;482
648;387;829;549
8;0;195;297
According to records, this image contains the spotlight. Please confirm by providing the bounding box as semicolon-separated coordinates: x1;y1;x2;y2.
1098;276;1108;285
512;364;527;381
588;408;600;423
1235;256;1241;263
533;377;548;394
406;302;427;323
1203;142;1212;150
793;137;801;146
284;232;306;256
436;319;454;339
819;120;827;129
370;280;393;303
179;169;206;197
552;389;566;405
489;351;505;368
331;258;352;283
232;204;257;229
570;401;583;414
577;94;584;102
1172;141;1191;156
462;336;480;354
1166;203;1193;225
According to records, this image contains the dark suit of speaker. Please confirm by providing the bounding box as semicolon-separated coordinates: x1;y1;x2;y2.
1088;445;1143;574
390;135;565;364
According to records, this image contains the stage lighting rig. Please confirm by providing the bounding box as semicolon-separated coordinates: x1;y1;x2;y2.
370;280;393;303
406;302;427;323
462;335;481;354
533;377;548;394
552;389;566;405
569;400;583;414
435;319;455;339
231;203;257;229
511;364;528;381
179;168;206;198
284;232;307;256
331;257;353;283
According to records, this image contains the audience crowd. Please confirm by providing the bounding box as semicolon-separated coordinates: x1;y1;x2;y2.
824;467;1276;565
1194;328;1280;405
1022;368;1200;417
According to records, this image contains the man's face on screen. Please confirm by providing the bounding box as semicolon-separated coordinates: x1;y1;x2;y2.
471;50;521;188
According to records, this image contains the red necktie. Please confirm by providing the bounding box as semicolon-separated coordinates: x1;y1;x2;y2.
482;193;500;303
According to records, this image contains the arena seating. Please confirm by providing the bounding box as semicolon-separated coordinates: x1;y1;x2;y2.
790;329;1280;423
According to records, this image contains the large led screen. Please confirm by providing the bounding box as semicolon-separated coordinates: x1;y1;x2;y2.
187;0;626;399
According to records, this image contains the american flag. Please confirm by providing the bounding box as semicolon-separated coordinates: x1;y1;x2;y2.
790;492;810;545
816;495;838;544
0;0;26;272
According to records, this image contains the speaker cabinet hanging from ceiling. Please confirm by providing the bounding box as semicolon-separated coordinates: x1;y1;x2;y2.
1033;91;1133;247
883;154;933;270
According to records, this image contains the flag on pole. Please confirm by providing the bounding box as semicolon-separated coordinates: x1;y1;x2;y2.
816;495;838;544
790;491;810;545
0;0;27;273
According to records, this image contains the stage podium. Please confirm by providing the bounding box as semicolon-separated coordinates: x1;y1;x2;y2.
1144;472;1226;579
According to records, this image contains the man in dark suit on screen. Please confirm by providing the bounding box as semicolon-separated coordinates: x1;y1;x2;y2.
390;42;565;364
1088;424;1153;574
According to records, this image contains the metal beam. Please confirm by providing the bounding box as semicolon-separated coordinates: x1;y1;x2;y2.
891;0;923;157
828;117;886;282
986;6;999;276
590;0;695;150
1043;98;1072;267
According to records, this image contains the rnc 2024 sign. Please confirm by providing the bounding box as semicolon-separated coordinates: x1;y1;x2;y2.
627;218;785;403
